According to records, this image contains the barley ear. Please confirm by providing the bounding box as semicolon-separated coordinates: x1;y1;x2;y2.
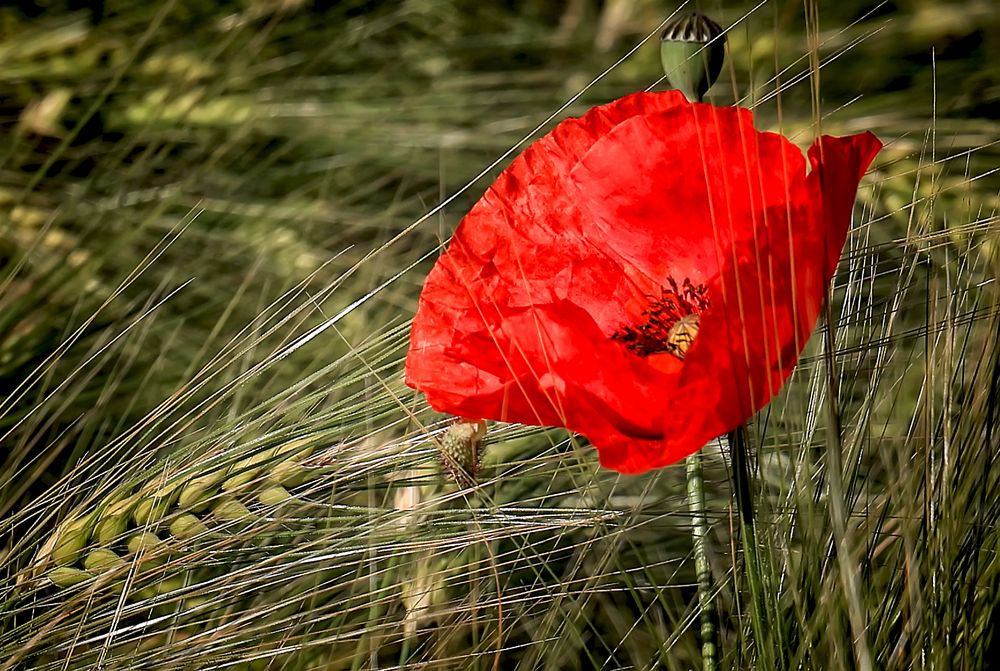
132;480;182;527
275;437;314;459
150;575;186;596
126;531;168;565
178;473;228;511
269;459;309;488
222;448;280;492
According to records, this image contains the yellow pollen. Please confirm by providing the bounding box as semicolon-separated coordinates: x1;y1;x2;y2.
666;313;700;359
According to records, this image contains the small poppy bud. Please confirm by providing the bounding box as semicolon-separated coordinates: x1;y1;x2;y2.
660;12;726;101
439;419;487;487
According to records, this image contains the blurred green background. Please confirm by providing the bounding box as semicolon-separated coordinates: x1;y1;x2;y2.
1;1;998;669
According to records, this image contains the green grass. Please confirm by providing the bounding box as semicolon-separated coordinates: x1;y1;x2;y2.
1;1;998;669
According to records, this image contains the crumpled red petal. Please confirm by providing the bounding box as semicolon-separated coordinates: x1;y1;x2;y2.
406;90;882;474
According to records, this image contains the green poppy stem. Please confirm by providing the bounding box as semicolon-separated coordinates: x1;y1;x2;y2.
685;451;717;671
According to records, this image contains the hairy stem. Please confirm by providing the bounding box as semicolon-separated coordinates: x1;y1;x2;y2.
685;451;717;671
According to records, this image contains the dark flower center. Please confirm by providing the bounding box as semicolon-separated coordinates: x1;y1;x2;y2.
612;277;710;359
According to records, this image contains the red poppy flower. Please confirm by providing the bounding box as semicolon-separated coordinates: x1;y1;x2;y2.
405;90;881;474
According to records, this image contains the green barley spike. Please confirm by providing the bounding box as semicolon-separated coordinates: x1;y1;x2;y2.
178;472;227;511
212;497;253;522
270;458;308;488
132;479;182;526
126;531;166;559
222;448;279;492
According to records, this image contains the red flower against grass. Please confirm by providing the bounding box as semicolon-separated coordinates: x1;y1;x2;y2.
405;90;881;474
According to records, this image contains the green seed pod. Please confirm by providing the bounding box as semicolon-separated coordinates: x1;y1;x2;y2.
169;513;209;540
439;420;488;486
275;437;314;459
222;448;279;493
48;566;93;587
83;548;125;573
660;12;726;102
177;472;227;511
51;516;93;566
212;497;253;522
269;458;308;488
257;485;292;506
126;531;164;556
152;575;185;596
94;495;138;546
132;480;182;527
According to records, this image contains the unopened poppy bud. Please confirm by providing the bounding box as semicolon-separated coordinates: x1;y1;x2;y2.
439;419;487;487
660;12;725;102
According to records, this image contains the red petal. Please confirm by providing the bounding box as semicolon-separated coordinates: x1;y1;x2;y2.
406;91;882;474
569;104;805;289
650;130;883;472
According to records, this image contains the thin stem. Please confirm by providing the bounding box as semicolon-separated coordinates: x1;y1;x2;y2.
685;452;717;671
822;297;874;671
728;425;779;669
729;425;755;527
